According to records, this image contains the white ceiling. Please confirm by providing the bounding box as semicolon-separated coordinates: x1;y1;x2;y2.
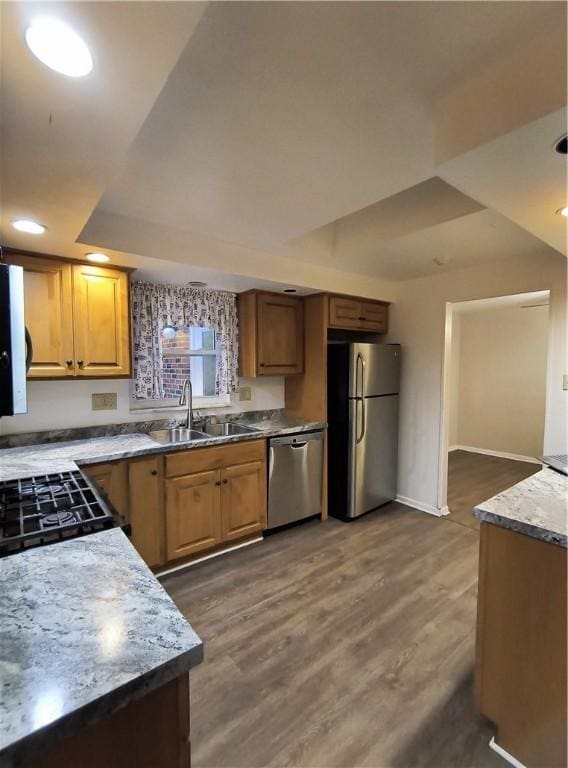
0;1;566;289
438;109;568;256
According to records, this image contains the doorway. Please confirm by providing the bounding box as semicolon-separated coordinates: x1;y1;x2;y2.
438;291;549;529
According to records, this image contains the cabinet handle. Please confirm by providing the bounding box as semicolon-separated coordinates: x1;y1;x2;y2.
222;479;228;484
66;360;73;368
150;470;157;476
77;359;84;367
215;480;221;486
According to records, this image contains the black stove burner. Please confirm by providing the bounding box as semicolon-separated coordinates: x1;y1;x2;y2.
0;470;119;556
42;508;78;528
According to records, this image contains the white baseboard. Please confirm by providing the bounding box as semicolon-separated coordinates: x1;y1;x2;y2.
449;445;542;465
396;495;449;517
156;536;263;578
489;738;527;768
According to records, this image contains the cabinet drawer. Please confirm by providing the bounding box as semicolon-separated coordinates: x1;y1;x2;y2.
359;302;388;332
329;296;361;329
165;439;266;478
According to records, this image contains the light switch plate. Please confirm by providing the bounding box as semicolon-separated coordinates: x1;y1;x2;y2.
239;386;252;402
92;393;117;411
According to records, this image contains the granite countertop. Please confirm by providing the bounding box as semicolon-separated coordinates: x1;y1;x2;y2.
0;528;203;767
0;415;325;482
473;468;568;548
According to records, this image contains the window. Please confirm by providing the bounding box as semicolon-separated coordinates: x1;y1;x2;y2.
162;327;217;399
130;280;239;407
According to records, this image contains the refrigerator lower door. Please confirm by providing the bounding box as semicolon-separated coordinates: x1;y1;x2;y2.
347;394;399;518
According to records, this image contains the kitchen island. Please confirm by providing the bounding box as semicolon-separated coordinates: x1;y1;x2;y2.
474;468;567;768
0;528;203;768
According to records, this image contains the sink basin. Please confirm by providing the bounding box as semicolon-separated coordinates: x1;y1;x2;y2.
148;428;209;444
202;422;259;437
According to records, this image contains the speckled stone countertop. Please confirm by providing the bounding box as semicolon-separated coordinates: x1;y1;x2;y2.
0;415;325;482
0;528;203;767
474;468;568;548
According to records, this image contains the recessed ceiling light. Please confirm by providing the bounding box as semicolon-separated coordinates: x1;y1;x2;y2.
556;207;568;217
25;17;93;78
187;281;207;288
554;134;567;155
284;288;297;293
85;252;109;263
12;219;46;234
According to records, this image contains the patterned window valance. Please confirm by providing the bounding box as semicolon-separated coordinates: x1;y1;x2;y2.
131;281;239;399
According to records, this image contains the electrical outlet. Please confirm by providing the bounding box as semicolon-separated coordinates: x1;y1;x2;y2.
239;386;252;402
92;393;117;411
563;374;568;391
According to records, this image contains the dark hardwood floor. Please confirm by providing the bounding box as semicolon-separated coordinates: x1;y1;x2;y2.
447;450;541;531
163;504;507;768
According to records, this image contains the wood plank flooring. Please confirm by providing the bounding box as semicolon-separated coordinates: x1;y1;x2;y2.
163;504;506;768
447;450;541;531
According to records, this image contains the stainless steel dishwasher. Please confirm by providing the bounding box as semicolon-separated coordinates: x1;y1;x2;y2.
267;430;324;530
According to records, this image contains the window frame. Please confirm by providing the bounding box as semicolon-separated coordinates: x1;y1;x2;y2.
131;325;231;411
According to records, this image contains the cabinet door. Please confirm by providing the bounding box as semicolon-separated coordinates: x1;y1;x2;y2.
165;471;222;561
220;460;266;542
7;255;74;378
129;457;163;567
72;264;131;377
83;461;129;519
359;301;388;333
257;293;303;375
329;296;361;329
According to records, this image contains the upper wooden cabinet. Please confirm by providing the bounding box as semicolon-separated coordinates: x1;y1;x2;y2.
238;290;304;376
328;295;388;333
6;252;131;378
6;255;75;378
72;264;131;377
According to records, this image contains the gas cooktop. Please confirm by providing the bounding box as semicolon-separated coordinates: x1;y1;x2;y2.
0;470;123;557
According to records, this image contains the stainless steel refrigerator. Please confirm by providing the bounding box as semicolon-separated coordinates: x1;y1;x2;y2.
327;342;400;519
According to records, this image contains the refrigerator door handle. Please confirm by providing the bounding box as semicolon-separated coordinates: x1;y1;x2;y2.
356;353;366;444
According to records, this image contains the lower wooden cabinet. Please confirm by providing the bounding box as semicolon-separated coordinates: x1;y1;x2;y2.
166;470;222;561
83;456;163;567
83;440;267;568
165;440;267;562
83;461;129;520
128;457;163;567
220;460;266;542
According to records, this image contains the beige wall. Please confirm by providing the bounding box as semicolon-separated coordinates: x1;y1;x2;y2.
0;377;285;436
387;251;566;512
449;304;549;458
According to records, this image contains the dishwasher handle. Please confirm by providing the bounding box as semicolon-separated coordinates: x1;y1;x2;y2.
269;430;324;448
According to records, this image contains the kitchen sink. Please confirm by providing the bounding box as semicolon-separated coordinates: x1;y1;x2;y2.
202;422;259;437
147;428;209;444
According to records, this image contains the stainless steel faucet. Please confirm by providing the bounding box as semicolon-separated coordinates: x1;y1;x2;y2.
179;377;193;429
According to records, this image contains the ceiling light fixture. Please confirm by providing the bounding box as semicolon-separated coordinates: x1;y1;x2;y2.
161;326;177;340
85;252;110;263
25;17;93;77
556;207;568;217
284;288;297;293
554;134;567;155
12;219;46;234
187;281;207;288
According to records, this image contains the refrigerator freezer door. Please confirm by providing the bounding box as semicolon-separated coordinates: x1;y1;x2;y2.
347;394;399;518
348;343;400;398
